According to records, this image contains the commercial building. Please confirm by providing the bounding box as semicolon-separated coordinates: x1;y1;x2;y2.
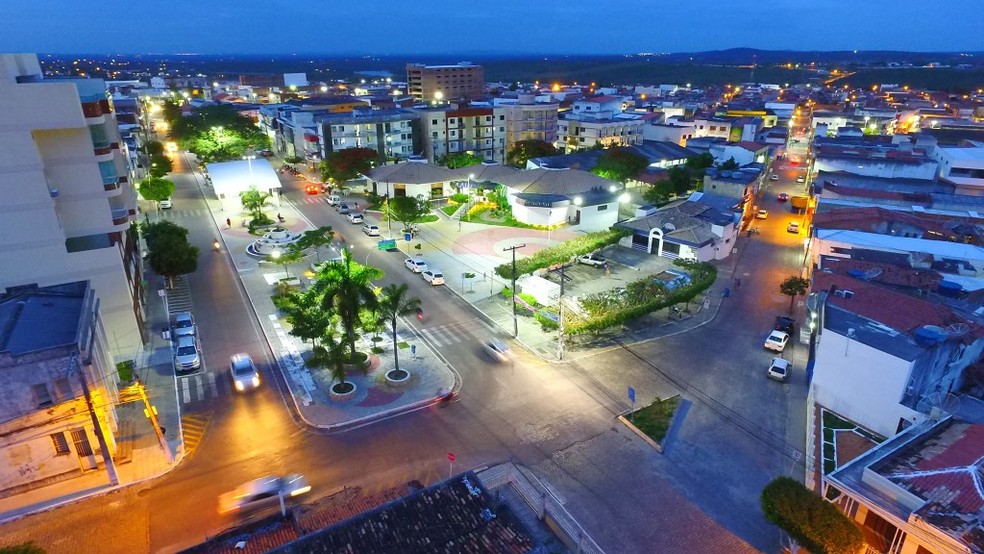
0;281;120;495
618;193;739;262
0;54;143;360
493;167;624;232
406;62;485;102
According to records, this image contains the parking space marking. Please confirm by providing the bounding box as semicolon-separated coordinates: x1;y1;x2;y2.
207;371;218;397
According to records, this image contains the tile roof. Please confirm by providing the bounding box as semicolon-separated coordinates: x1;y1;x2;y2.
618;197;732;247
494;167;620;195
367;161;455;184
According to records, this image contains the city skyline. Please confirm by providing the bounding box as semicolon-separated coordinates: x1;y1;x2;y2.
3;0;984;55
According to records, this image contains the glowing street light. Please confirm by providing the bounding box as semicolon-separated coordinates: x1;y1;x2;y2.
434;91;444;102
270;249;289;278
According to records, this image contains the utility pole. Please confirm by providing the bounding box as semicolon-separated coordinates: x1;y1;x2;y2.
557;264;566;360
136;378;172;461
71;353;119;486
502;244;525;337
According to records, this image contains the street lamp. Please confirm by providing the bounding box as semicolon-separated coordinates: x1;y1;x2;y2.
271;249;289;278
243;152;256;177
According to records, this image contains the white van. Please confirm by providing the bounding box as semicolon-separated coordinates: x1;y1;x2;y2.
326;195;341;206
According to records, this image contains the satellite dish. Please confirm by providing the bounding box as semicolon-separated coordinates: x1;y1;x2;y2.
946;323;970;337
916;392;960;420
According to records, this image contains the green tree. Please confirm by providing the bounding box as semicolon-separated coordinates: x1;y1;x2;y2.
294;226;335;263
377;283;421;375
168;105;269;162
685;152;714;171
780;276;810;311
642;179;674;206
591;148;649;182
388;196;430;232
284;155;304;169
143;140;165;157
761;477;862;554
0;542;46;554
273;289;334;347
138;177;175;208
319;147;380;185
437;152;483;169
239;187;271;221
718;157;740;170
506;139;558;167
311;251;383;359
142;220;199;288
148;154;173;178
161;99;182;124
307;329;352;391
267;248;304;278
667;166;692;195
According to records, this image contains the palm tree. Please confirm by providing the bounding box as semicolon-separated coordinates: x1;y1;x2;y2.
311;250;382;360
294;226;334;263
239;187;271;220
307;329;352;393
377;283;421;375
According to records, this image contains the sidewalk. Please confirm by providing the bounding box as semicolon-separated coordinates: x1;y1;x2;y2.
198;172;457;431
0;269;183;523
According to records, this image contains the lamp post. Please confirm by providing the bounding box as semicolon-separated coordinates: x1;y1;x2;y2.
502;244;526;337
271;249;288;278
243;152;256;179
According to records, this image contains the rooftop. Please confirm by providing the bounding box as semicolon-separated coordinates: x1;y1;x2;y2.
366;160;454;184
619;194;734;247
0;282;87;357
494;166;621;196
939;146;984;162
815;229;984;265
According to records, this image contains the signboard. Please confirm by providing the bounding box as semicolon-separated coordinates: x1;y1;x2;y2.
377;239;397;251
448;452;456;462
404;232;412;242
628;387;636;403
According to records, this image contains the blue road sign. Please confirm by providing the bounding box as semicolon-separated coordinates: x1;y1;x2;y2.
404;232;412;242
628;386;636;403
411;344;417;356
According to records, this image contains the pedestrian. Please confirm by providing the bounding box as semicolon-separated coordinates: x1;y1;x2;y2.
225;217;231;229
735;278;741;288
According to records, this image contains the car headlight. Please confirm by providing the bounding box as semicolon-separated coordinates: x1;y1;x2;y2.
234;380;244;391
251;376;260;387
290;485;311;497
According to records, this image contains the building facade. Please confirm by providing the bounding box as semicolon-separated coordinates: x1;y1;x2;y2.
406;63;485;102
415;105;506;163
316;108;419;161
500;97;559;151
0;54;143;360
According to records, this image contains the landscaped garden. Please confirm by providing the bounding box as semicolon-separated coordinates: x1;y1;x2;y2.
628;395;681;444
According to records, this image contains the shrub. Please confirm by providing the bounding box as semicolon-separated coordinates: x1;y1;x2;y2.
535;312;559;331
760;477;863;554
466;202;496;218
450;193;470;203
494;228;630;279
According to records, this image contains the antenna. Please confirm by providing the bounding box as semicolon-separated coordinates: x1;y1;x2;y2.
915;392;960;420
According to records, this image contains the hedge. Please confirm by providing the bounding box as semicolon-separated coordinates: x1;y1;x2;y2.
565;260;716;335
760;477;863;554
494;228;630;279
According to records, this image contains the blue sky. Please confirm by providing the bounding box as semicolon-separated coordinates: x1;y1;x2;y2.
2;0;982;55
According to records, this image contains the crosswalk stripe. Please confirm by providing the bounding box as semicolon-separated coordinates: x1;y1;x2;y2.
196;375;205;399
207;372;218;397
181;378;190;403
434;327;462;344
180;414;210;457
420;328;444;346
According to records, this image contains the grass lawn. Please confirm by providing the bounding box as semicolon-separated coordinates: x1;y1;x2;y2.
441;205;459;216
418;214;439;223
629;396;680;444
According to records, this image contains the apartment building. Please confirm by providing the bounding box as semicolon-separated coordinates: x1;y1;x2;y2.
316;108;419;161
558;96;646;151
406;62;485;102
499;95;559;149
0;54;143;360
415;105;506;163
0;281;120;494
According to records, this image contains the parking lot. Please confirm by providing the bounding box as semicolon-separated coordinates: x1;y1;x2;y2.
535;245;683;302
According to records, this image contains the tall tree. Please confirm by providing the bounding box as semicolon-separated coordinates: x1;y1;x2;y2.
506;139;558;167
311;251;383;359
779;276;810;311
294;226;335;263
168;105;269;162
387;196;430;232
138;177;175;209
642;179;674;206
437;152;483;169
160;99;182;124
142;220;199;288
667;166;692;196
142;140;165;157
239;187;271;220
307;329;353;391
377;284;421;375
685;152;714;171
592;148;649;182
319;147;380;185
148;154;173;178
273;289;334;347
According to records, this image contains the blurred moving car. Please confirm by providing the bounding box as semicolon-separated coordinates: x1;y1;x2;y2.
217;474;311;514
304;184;320;195
777;193;789;201
770;174;779;181
764;330;790;352
229;353;260;392
787;222;800;234
756;209;768;219
482;338;512;363
159;197;173;209
421;269;445;285
767;358;790;382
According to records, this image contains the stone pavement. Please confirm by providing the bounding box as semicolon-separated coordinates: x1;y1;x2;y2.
0;268;183;524
197;175;457;431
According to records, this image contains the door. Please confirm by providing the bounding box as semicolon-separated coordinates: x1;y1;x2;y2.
71;427;97;471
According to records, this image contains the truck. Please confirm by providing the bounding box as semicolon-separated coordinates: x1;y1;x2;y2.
790;195;809;213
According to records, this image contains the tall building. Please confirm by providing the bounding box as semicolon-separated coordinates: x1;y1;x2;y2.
0;54;143;360
406;63;485;102
316;108;419;161
415;105;506;163
558;96;645;151
500;95;560;152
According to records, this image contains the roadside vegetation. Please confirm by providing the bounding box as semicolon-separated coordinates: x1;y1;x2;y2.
493;228;630;279
629;396;681;444
761;477;863;554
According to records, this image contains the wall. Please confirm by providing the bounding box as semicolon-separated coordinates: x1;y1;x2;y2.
572;203;618;232
813;157;938;180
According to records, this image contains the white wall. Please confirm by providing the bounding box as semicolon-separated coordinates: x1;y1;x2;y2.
573;203;618;232
812;330;921;437
813;157;938;180
512;205;566;227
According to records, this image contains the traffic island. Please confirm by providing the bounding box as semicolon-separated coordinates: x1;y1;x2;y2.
619;395;684;453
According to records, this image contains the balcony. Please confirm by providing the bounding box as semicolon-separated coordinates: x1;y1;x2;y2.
111;208;130;225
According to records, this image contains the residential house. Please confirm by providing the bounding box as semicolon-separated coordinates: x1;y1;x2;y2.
365;159;454;199
0;281;119;495
617;192;739;261
492;167;623;231
0;54;143;360
708;142;769;167
702;166;765;210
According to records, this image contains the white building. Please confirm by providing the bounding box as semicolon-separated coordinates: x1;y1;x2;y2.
315;108;418;161
618;193;739;261
0;54;143;360
206;159;282;214
365;159;454;199
934;145;984;195
414;105;507;163
493;167;623;232
558;96;645;151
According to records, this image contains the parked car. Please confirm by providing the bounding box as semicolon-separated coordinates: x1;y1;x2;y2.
346;212;364;224
756;209;768;219
172;311;197;338
777;192;789;202
482;338;512;363
774;315;795;334
764;330;789;352
770;174;779;181
787;222;800;234
404;257;427;273
796;176;805;184
577;253;607;267
767;358;791;382
229;353;260;392
218;474;311;515
326;195;341;206
362;224;380;236
175;336;202;372
421;269;445;286
159;197;173;209
337;203;351;215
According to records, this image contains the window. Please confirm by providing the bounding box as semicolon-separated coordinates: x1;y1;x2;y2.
449;118;456;124
33;383;52;407
432;119;438;125
499;115;505;120
485;116;492;122
54;378;73;401
432;132;438;139
598;205;608;211
51;432;70;455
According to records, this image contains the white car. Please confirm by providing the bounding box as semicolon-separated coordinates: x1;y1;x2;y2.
404;257;427;273
787;222;800;234
174;336;202;372
362;224;380;236
482;338;512;363
796;176;806;184
159;197;173;209
217;474;311;515
229;353;260;392
770;174;779;181
577;253;607;267
767;358;790;382
347;212;364;224
172;311;197;338
764;330;790;352
421;270;445;285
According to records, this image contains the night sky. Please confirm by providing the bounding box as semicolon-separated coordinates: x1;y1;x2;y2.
2;0;982;55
